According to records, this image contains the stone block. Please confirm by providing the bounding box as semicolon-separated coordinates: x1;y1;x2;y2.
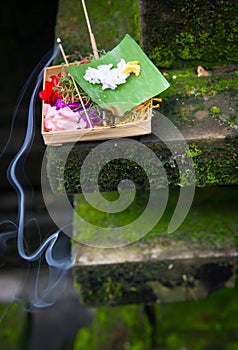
72;186;238;306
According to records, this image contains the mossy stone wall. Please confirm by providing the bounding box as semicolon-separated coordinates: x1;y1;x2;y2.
55;0;238;67
139;0;238;68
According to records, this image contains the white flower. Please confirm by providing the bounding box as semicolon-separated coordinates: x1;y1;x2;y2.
84;59;131;90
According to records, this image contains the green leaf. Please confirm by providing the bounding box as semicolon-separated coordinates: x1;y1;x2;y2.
68;34;170;115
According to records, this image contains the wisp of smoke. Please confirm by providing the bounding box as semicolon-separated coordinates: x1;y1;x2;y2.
1;45;74;308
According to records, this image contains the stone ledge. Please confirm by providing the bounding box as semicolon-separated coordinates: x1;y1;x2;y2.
72;186;238;306
46;116;238;194
45;69;238;194
73;239;236;306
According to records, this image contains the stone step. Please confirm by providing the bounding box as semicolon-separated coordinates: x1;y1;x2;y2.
47;126;238;194
72;186;238;306
73;237;236;306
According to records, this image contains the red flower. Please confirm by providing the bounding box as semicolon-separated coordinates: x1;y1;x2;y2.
80;57;91;64
39;75;62;106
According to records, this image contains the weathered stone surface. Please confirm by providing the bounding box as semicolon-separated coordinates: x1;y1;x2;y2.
139;0;238;68
72;186;238;306
73;226;236;306
46;76;238;194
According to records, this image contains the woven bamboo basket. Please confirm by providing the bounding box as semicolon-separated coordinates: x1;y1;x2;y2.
41;64;152;146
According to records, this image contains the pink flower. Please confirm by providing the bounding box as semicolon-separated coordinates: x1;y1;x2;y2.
43;104;87;131
43;104;102;132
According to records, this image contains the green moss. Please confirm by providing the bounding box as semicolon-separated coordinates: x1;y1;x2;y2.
46;132;238;194
209;106;221;115
144;185;238;245
149;45;175;68
159;70;238;102
160;95;205;128
143;0;238;68
188;138;238;186
73;186;238;249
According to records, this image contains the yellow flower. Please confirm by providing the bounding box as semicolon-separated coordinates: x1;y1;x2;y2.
122;61;141;76
152;97;162;108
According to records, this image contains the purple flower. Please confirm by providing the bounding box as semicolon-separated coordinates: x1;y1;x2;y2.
54;98;82;110
53;99;103;128
81;109;103;128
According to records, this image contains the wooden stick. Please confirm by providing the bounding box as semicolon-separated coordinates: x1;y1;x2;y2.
81;0;99;59
57;38;93;129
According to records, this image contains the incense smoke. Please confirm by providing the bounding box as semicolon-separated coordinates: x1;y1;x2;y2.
1;46;73;308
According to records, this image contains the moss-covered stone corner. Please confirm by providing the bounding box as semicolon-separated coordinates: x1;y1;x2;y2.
55;0;140;61
73;282;238;350
139;0;238;68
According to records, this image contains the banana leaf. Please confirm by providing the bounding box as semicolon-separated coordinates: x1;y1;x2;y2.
68;34;170;115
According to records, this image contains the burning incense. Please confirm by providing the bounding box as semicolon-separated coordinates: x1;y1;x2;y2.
81;0;99;59
56;37;93;129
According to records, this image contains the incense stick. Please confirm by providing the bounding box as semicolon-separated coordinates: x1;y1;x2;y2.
57;38;93;129
81;0;99;59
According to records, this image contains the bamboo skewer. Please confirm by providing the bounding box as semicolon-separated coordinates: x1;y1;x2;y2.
57;3;99;129
81;0;99;59
57;37;93;129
